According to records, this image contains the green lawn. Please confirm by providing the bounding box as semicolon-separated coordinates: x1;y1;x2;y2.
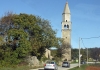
69;63;100;70
69;64;88;70
0;66;30;70
0;65;43;70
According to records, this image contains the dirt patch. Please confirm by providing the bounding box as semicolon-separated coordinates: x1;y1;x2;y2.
86;66;100;70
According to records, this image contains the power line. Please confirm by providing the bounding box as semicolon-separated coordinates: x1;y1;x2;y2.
81;38;86;48
81;36;100;48
82;36;100;39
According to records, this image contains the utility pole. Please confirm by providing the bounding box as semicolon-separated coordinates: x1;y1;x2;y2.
79;37;81;67
79;36;100;67
87;48;88;64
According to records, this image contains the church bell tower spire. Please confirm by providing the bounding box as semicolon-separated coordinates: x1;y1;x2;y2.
61;2;71;61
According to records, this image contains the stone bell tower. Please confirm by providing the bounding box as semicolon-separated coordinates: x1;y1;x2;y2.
61;2;71;61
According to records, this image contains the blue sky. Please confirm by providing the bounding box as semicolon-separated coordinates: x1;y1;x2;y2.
0;0;100;48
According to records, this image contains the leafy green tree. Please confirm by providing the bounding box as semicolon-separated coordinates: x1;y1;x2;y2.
0;36;4;45
7;29;32;56
30;16;60;59
50;38;63;61
71;48;79;60
0;12;61;66
81;48;87;61
90;47;100;61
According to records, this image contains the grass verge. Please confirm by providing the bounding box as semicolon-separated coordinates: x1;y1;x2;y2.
69;63;100;70
0;66;30;70
0;65;44;70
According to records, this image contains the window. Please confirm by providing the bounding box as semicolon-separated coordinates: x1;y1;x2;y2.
67;24;69;29
64;25;67;29
64;24;69;29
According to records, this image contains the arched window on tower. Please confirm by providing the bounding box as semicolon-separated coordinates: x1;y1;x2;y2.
67;24;69;29
64;25;67;29
64;24;69;29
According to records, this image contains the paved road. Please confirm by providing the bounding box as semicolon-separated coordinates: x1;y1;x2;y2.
58;63;78;70
30;63;78;70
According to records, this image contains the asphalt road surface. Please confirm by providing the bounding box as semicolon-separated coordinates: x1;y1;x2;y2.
58;63;78;70
30;63;78;70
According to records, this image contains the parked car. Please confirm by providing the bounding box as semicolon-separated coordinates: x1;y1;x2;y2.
81;60;86;64
44;61;58;70
62;61;70;67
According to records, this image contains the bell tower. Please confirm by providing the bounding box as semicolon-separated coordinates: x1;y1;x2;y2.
61;2;71;61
